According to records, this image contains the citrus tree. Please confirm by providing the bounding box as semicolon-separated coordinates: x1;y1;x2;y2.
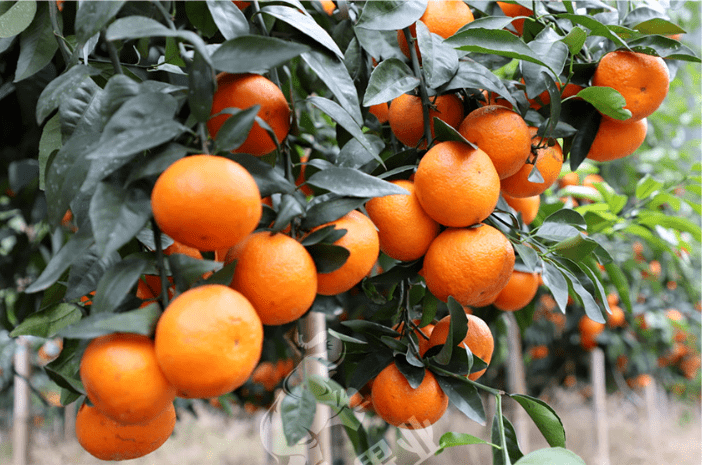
1;0;699;464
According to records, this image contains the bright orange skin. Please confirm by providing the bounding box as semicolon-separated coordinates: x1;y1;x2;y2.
480;90;513;109
529;83;583;110
680;355;701;380
389;93;464;149
422;225;515;307
427;314;494;380
502;193;540;225
394;319;435;357
80;334;176;425
155;285;263;398
397;0;474;58
530;345;549;360
311;210;379;295
497;1;532;35
579;316;605;351
365;180;440;261
318;0;335;15
501;128;563;198
607;305;626;328
76;403;175;461
414;141;500;227
587;117;647;162
492;270;540;312
666;308;683;321
163;240;203;259
232;1;250;9
226;232;317;326
558;172;579;188
369;102;389;123
371;364;448;429
459;105;532;179
208;73;290;156
151;155;262;252
592;51;669;122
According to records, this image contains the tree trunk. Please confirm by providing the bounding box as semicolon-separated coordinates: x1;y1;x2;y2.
505;313;530;452
591;348;610;465
13;337;30;465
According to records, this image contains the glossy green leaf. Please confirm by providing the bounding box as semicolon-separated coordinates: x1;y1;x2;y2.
510;394;566;447
492;414;523;465
435;374;485;425
436;432;498;455
281;384;317;446
187;49;214;123
308;96;377;157
91;255;150;314
65;248;121;301
576;87;631;120
261;5;342;58
306;243;350;274
10;304;82;338
441;60;517;109
416;21;459;89
0;0;36;38
212;106;259;153
635;174;663;199
211;35;310;74
514;447;586;465
58;304;161;339
307;166;409;198
38;114;61;191
627;35;700;62
36;65;101;124
301;196;367;230
14;2;58;82
557;14;628;49
206;0;248;40
561;26;587;55
74;0;124;44
228;153;296;197
363;58;419;106
356;0;426;31
542;261;569;313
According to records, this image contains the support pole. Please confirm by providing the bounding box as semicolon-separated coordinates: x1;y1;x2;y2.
13;337;30;465
64;402;77;442
644;380;661;464
505;313;530;452
591;348;610;465
301;311;332;465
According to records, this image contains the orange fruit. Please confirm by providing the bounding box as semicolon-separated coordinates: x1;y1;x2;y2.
394;319;435;357
528;83;583;110
136;275;175;302
388;93;464;149
458;105;532;179
397;0;474;58
422;224;515;307
558;172;579;188
579;316;605;351
680;355;701;380
479;90;512;109
414;141;500;227
529;345;549;360
310;210;379;295
232;1;250;9
427;314;494;380
365;180;440;261
208;73;290;156
492;270;540;312
592;51;669;121
251;362;279;391
586;117;647;162
496;1;532;35
318;0;335;15
296;153;314;197
617;354;629;372
500;127;563;198
606;292;619;307
163;240;203;259
226;231;317;326
80;333;176;425
607;305;626;328
151;155;262;252
371;363;448;429
666;308;683;322
502;193;540;225
582;173;604;188
369;102;389;123
155;284;263;398
76;402;175;461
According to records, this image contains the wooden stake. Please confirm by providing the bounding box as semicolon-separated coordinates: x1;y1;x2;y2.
64;402;77;442
644;379;661;464
13;336;30;465
591;348;610;465
505;313;530;452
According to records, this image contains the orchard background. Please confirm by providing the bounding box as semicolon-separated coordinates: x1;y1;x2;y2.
0;0;700;464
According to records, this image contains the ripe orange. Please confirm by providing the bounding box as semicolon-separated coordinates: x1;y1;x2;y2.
371;363;448;429
529;345;549;360
226;231;317;326
414;141;500;227
496;1;532;35
680;355;701;380
427;314;494;380
528;83;583;110
592;51;669;121
369;102;389;123
579;316;605;351
136;275;175;303
296;153;314;197
151;155;262;252
163;240;203;259
458;105;532;179
397;0;474;58
394;319;435;357
666;308;683;322
318;0;335;15
606;292;619;307
232;1;250;9
365;180;440;261
155;284;263;398
310;210;379;295
389;93;464;149
251;362;279;391
582;173;604;188
76;402;175;461
80;333;176;425
500;127;563;198
558;172;579;188
208;73;290;156
586;117;647;162
479;90;512;109
422;224;515;307
502;193;540;225
492;270;540;312
607;305;626;328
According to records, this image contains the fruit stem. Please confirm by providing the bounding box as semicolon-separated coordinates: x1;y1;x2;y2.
103;29;124;75
403;27;433;149
48;0;71;65
151;219;170;310
430;365;503;396
496;393;512;464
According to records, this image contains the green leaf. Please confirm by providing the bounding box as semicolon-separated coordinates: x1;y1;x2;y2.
603;262;632;313
492;414;523;465
13;2;57;82
36;65;101;124
436;432;498;455
557;14;629;49
441;61;517;109
514;447;586;465
38;114;61;191
44;339;85;396
270;193;305;233
65;248;121;301
542;261;569;313
281;384;317;446
510;394;566;447
0;0;36;38
306;243;350;274
535;223;580;242
554;259;605;323
446;28;555;73
553;233;599;262
561;26;587;55
92;255;150;314
58;304;161;339
576;87;631;120
433;297;468;365
261;5;342;58
435;375;485;425
307;166;409;198
228;153;296;197
627;35;700;62
635;175;663;199
185;1;218;38
89;182;152;259
187;49;214;123
302;196;367;230
211;35;310;74
363;58;419;106
513;242;540;272
541;209;586;228
308;96;378;157
395;355;425;389
205;0;248;40
125;144;187;185
10;304;82;338
168;254;223;292
637;212;702;242
74;0;124;44
356;0;426;31
416;21;459;89
631;18;685;35
212;106;259;153
432;118;474;145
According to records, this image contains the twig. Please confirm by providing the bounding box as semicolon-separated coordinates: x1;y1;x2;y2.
403;27;432;149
